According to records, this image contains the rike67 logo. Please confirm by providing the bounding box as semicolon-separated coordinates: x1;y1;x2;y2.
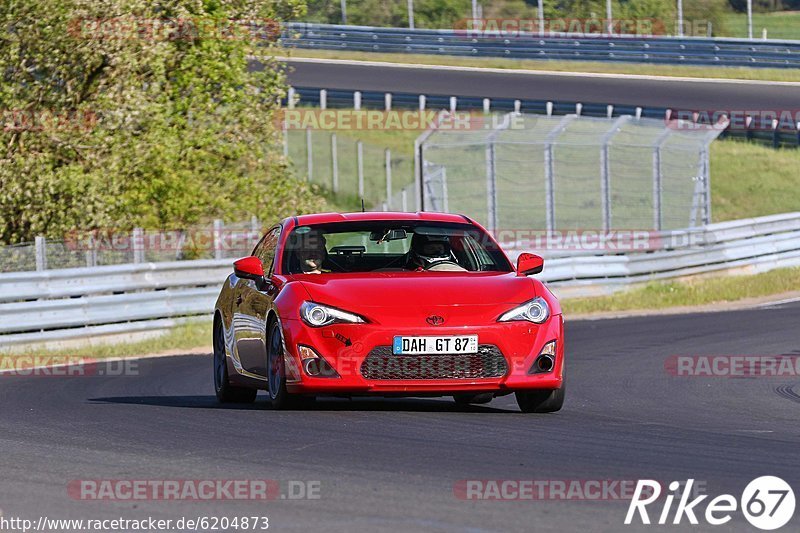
626;477;795;530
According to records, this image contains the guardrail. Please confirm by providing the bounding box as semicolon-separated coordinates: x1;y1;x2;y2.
286;87;800;149
283;23;800;69
2;212;799;348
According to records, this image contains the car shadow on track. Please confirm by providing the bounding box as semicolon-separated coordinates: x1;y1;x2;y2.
88;395;519;413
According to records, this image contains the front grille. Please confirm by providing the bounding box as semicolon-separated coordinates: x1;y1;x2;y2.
360;345;508;380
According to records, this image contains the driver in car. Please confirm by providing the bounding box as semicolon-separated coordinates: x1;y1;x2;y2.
406;233;465;271
293;231;330;274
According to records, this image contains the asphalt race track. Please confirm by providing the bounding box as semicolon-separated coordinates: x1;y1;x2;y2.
284;59;800;112
1;302;799;532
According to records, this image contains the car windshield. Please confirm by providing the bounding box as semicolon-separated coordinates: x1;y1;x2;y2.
283;221;512;274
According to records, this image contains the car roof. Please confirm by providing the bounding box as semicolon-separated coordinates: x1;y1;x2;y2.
290;211;473;226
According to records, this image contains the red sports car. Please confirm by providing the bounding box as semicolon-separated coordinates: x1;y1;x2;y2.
213;212;565;413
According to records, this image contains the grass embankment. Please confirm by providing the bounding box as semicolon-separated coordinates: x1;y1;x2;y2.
562;267;800;315
2;321;211;359
722;11;800;40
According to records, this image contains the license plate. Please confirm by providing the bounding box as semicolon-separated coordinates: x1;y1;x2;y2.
392;335;478;355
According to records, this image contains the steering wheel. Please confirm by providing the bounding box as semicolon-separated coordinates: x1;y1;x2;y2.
424;260;465;271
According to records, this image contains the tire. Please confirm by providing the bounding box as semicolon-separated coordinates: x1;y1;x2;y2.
515;382;565;413
213;318;257;404
267;320;315;410
453;393;493;405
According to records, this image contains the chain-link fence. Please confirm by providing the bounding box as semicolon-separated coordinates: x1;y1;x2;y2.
284;127;416;209
0;218;264;273
419;113;724;234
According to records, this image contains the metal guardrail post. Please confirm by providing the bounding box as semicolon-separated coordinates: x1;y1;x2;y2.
385;149;392;209
331;133;339;193
485;142;498;232
652;129;674;232
357;140;364;198
213;220;223;260
543;115;576;232
441;167;449;213
700;126;724;225
306;127;313;182
600;115;631;231
34;236;47;271
319;89;327;110
384;93;392;111
483;113;516;232
354;91;361;110
132;228;144;263
701;149;712;225
414;120;442;212
287;88;296;109
85;234;97;268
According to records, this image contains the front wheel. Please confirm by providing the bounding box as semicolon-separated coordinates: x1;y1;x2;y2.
267;320;315;410
515;383;565;413
213;319;257;404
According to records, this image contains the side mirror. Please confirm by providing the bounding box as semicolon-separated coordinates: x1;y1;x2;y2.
516;253;544;276
233;256;264;281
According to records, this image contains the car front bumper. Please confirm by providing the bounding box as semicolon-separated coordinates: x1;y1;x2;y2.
280;315;565;395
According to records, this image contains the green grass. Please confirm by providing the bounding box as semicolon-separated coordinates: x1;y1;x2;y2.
286;49;800;83
711;139;800;221
562;266;800;315
3;320;211;359
722;11;800;40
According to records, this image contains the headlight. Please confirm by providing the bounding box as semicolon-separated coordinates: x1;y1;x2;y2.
498;297;550;324
300;301;366;327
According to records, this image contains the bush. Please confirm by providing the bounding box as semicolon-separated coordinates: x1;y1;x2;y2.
0;0;325;245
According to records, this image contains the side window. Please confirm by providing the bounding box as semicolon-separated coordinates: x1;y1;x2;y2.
252;227;281;276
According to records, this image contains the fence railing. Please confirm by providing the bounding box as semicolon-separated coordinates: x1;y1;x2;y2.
2;212;799;348
0;218;263;274
282;22;800;69
286;87;800;149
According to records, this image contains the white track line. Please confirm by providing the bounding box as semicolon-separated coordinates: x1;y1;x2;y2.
756;295;800;308
279;55;800;87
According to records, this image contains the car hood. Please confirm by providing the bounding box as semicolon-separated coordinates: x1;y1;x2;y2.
295;272;537;325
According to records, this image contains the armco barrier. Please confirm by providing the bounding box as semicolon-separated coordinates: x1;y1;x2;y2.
282;23;800;69
1;213;799;347
285;87;800;149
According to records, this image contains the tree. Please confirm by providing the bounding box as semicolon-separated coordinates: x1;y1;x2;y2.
0;0;324;244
